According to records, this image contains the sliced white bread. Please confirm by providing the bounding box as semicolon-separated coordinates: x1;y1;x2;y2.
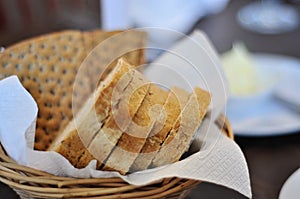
151;87;210;168
77;71;150;168
130;86;190;171
102;84;168;174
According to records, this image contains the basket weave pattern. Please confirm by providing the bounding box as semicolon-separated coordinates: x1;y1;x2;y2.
0;116;232;199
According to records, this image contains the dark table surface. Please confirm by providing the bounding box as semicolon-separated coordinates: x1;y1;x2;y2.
1;0;300;199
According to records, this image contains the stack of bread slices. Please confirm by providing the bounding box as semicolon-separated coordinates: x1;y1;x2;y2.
48;58;211;175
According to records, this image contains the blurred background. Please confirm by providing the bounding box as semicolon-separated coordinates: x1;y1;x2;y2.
0;0;299;56
0;0;300;199
0;0;100;46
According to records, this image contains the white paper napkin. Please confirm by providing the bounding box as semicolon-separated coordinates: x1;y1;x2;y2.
145;31;229;121
0;75;37;165
0;31;251;198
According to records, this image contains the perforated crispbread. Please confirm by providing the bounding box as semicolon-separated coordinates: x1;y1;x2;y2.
82;30;147;90
0;30;146;151
0;31;88;150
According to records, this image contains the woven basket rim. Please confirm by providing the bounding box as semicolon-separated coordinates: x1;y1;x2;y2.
0;114;233;199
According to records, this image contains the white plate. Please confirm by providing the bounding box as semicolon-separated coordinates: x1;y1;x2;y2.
226;53;300;136
279;168;300;199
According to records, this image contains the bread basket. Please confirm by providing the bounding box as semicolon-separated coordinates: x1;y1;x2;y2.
0;30;233;199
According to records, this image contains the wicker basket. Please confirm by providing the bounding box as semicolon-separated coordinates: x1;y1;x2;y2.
0;116;232;199
0;30;233;198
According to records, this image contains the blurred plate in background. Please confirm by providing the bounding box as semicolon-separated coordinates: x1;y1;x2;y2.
226;53;300;136
279;168;300;199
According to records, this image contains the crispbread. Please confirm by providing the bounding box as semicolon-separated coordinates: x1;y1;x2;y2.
76;70;150;168
48;59;137;166
0;30;146;151
82;30;147;90
102;84;168;174
130;87;190;171
151;87;210;167
83;30;112;53
82;30;120;91
0;30;89;150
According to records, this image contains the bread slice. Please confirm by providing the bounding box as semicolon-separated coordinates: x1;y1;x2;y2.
151;87;210;167
130;87;190;171
76;70;150;168
102;84;168;174
48;59;137;166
